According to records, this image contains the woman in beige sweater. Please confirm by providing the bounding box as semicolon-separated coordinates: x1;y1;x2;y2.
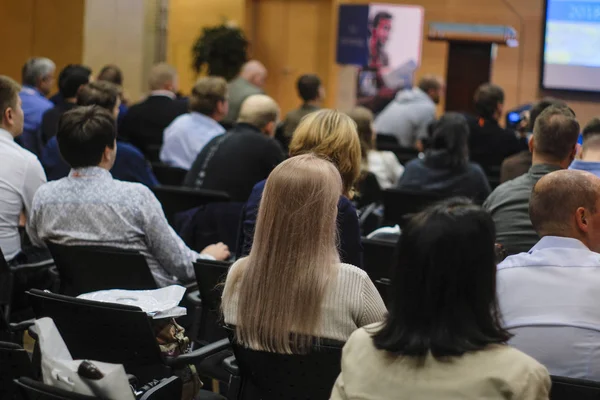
222;154;386;352
331;198;550;400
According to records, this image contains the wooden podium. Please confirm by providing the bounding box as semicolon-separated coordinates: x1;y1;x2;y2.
428;23;518;114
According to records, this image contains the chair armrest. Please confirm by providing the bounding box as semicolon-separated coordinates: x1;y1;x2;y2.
27;322;39;341
9;318;35;333
185;290;201;306
222;355;239;376
164;338;230;369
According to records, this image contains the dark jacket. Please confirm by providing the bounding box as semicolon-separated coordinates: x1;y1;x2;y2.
184;123;286;202
397;150;491;204
241;179;364;268
119;95;188;160
467;116;527;171
40;102;78;145
41;137;158;187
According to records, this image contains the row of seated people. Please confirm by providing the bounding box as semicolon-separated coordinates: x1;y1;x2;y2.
6;69;600;398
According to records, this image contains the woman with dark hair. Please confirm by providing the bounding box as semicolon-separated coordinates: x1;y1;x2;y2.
396;112;491;203
331;198;550;399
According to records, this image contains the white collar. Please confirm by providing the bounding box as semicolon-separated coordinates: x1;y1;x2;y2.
529;236;590;253
0;128;15;142
149;90;176;100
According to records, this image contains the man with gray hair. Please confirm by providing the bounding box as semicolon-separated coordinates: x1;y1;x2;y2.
19;57;56;154
497;169;600;381
184;94;285;201
374;75;444;150
119;63;187;160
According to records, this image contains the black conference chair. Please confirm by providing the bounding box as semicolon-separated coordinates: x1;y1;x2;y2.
0;246;14;321
193;260;232;344
151;163;188;186
223;335;344;400
15;375;184;400
375;134;399;149
550;375;600;399
383;189;446;227
151;186;230;226
0;341;36;400
46;243;157;296
361;237;398;303
27;289;231;386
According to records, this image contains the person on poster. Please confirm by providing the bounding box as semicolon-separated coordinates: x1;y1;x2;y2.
369;11;392;70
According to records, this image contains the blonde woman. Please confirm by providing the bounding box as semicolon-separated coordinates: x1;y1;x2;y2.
347;106;404;189
223;154;386;351
241;109;364;267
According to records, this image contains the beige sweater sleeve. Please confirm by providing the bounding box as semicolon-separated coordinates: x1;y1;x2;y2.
358;273;387;327
516;363;551;400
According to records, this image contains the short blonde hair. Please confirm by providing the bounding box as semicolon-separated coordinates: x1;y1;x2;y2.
148;63;177;91
238;94;279;129
189;76;227;116
289;109;361;197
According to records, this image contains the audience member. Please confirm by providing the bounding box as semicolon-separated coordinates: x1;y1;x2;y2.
498;169;600;380
467;83;526;173
281;74;324;139
119;63;188;160
484;105;579;255
160;77;228;169
348;106;403;203
41;81;158;187
0;75;48;264
224;60;267;125
397;113;491;203
28;106;230;287
19;57;56;154
500;97;567;183
184;94;285;201
570;121;600;178
40;64;91;145
97;64;128;121
331;198;550;400
374;75;443;150
222;154;386;351
242;109;363;267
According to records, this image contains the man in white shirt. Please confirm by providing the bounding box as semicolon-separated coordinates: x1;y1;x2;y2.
497;169;600;381
160;76;228;170
0;75;47;264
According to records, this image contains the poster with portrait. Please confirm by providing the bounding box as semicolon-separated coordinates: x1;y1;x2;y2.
337;4;424;113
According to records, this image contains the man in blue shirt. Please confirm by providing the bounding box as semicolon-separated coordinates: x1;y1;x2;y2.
570;117;600;178
41;81;157;187
497;169;600;381
19;58;56;155
160;77;228;170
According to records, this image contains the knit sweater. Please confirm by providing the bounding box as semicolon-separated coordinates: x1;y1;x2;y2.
221;260;387;343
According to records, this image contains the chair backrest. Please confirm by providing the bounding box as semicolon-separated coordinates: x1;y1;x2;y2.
46;243;156;297
27;289;166;383
0;341;35;400
383;189;446;227
361;237;397;303
151;186;230;226
151;163;187;186
193;259;232;343
0;246;13;317
230;338;343;400
15;377;97;400
550;375;600;400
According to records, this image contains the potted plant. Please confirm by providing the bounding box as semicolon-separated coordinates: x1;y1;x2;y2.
192;22;249;81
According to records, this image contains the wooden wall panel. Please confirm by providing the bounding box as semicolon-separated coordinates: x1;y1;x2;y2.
0;0;83;92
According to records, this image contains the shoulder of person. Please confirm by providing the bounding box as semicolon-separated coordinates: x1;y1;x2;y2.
478;345;549;386
117;142;144;158
338;262;370;281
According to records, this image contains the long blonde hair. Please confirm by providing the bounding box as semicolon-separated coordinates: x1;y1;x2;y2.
289;109;361;198
222;154;342;354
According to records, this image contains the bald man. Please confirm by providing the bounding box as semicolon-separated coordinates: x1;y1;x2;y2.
224;60;267;125
184;94;285;201
497;169;600;381
119;63;187;160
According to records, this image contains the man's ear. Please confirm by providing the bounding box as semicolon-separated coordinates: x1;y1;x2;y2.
264;121;276;137
576;207;590;233
528;136;535;153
